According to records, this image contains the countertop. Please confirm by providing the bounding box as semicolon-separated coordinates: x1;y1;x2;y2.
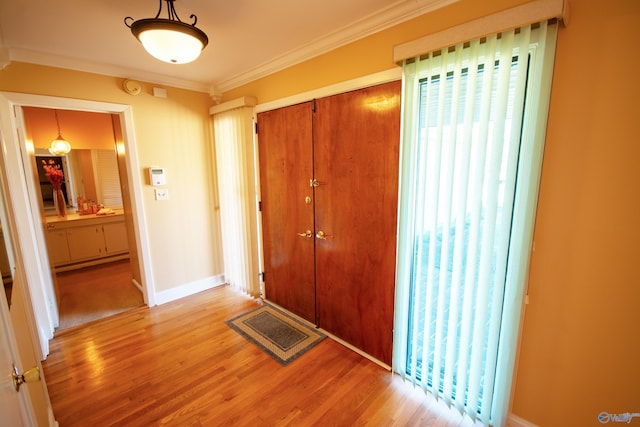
45;209;125;228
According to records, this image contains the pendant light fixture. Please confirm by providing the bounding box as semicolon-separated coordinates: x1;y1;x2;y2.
49;110;71;156
124;0;208;64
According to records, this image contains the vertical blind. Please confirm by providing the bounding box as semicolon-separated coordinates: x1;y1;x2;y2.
94;149;123;207
212;107;260;297
394;21;557;426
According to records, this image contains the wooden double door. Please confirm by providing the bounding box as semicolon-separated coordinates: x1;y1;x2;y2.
257;81;400;365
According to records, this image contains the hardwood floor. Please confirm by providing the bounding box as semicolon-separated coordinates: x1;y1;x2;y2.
42;285;482;427
55;260;144;331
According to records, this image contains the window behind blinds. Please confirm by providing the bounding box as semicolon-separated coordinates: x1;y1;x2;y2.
394;20;558;426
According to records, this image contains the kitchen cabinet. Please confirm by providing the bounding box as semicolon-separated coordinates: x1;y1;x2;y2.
45;213;129;271
102;222;129;254
66;225;105;261
46;230;71;265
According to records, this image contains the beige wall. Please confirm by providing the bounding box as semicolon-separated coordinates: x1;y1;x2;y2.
225;0;640;426
0;63;224;294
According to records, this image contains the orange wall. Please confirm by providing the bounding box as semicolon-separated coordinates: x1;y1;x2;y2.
22;107;117;150
512;0;640;425
225;0;640;426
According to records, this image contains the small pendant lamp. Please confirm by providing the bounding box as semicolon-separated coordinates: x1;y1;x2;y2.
49;110;71;156
124;0;209;64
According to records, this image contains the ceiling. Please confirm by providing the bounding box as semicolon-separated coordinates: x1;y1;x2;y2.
0;0;456;95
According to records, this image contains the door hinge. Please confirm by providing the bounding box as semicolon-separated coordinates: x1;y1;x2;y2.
260;272;265;282
258;200;262;211
254;122;259;134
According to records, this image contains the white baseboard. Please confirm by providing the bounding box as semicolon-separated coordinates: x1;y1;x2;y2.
154;274;226;305
319;328;392;371
131;278;143;292
508;413;538;427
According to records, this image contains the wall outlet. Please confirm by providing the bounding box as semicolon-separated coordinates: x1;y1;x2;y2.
155;189;169;200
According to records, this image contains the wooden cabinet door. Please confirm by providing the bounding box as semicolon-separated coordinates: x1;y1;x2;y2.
258;102;316;323
313;81;401;365
46;230;71;266
102;221;129;254
66;226;103;261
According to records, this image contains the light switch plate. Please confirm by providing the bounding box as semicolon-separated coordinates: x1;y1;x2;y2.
155;189;169;200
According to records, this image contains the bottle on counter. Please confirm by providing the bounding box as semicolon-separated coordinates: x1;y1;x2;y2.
77;196;88;214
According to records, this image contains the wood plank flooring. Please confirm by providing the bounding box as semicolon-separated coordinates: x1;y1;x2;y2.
54;260;144;331
42;285;482;427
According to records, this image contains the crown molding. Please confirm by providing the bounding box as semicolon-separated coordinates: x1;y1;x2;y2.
215;0;458;92
7;48;211;93
3;0;457;94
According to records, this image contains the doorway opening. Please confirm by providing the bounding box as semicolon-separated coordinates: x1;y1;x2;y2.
22;106;144;331
0;91;155;356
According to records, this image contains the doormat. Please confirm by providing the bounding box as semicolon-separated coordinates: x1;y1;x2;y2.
226;304;325;366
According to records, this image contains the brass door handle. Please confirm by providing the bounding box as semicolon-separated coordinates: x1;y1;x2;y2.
12;365;40;392
297;230;313;238
316;230;332;240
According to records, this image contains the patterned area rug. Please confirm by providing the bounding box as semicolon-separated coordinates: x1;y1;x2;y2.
227;304;326;366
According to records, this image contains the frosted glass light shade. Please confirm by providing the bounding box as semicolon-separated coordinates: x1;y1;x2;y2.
131;19;208;64
49;138;71;155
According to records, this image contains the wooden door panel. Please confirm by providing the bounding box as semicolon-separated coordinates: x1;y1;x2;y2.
258;103;316;322
314;81;401;365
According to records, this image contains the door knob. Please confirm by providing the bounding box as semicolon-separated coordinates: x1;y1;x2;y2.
12;365;40;392
297;230;313;238
315;230;332;240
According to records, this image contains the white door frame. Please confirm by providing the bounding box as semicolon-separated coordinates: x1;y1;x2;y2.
0;91;155;358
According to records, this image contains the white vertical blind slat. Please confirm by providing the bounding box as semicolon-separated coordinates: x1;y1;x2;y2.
403;61;420;386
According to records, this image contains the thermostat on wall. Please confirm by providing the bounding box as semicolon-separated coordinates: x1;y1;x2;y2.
149;167;166;186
